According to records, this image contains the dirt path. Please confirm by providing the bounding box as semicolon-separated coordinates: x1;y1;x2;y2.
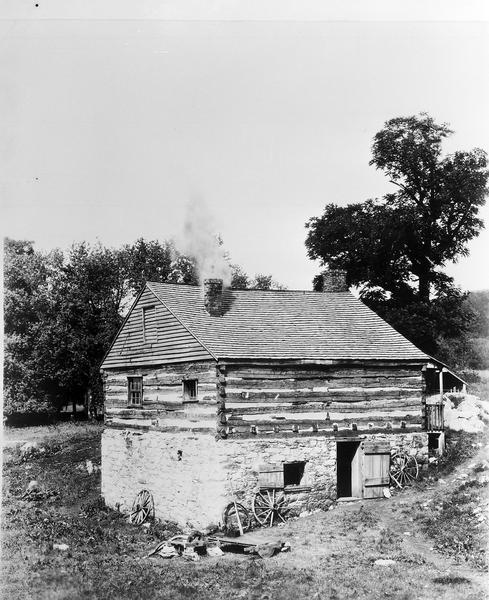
382;441;489;590
219;440;489;598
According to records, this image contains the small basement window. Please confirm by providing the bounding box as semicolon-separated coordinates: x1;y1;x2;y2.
182;379;198;402
283;461;306;487
128;377;143;406
428;432;445;457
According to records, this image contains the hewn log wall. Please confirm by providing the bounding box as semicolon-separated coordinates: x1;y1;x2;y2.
218;362;424;438
103;360;218;430
103;360;426;436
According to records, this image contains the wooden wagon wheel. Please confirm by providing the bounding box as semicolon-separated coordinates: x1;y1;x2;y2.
222;501;252;535
390;450;419;488
129;489;154;525
252;490;287;527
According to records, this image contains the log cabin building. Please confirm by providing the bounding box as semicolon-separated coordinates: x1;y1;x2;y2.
100;271;464;528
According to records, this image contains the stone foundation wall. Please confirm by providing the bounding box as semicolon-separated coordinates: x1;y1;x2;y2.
221;432;428;516
101;428;228;529
221;437;337;515
384;431;428;463
101;428;428;528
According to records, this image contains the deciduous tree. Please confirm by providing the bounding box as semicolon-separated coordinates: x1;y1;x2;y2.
306;114;488;302
305;114;488;365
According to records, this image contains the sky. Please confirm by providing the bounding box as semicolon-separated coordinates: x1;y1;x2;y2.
1;2;489;291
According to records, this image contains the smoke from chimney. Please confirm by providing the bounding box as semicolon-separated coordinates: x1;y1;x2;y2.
178;197;232;286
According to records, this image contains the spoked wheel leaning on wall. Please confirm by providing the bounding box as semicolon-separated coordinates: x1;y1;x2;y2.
389;449;419;488
222;501;252;535
129;489;154;525
252;489;287;527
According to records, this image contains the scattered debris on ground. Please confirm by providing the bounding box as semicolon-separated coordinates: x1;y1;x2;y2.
21;480;59;502
432;576;472;585
18;440;62;462
374;559;397;566
244;540;291;558
86;460;100;474
20;442;45;460
146;531;291;560
53;543;70;552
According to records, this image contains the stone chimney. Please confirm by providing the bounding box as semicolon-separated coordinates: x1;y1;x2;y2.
203;278;223;316
322;269;348;292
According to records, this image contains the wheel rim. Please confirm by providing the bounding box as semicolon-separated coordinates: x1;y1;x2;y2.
252;489;286;526
390;452;419;488
223;502;250;533
130;489;154;524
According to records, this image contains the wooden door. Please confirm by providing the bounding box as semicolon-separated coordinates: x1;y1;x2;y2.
351;444;363;498
362;441;390;499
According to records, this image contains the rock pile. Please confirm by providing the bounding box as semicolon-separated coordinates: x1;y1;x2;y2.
444;394;489;433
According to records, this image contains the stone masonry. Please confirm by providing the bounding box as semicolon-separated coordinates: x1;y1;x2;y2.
221;432;428;517
101;428;428;528
101;429;228;529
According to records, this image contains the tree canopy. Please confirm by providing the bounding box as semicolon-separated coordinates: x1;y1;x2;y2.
305;114;488;366
4;237;284;419
229;266;285;291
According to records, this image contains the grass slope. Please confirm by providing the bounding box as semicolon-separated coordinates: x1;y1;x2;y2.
2;422;488;600
411;431;489;570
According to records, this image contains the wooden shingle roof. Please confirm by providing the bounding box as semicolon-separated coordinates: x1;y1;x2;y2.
143;282;428;362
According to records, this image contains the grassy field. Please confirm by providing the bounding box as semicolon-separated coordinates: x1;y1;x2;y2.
2;421;488;600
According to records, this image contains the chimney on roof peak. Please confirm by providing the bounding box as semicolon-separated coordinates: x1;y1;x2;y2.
321;269;348;292
203;278;223;316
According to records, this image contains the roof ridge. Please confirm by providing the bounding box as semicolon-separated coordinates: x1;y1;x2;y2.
147;281;354;294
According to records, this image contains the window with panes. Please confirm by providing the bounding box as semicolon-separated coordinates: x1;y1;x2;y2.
128;377;143;406
182;379;198;402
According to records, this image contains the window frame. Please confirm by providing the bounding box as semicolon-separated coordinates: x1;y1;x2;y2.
182;378;198;403
127;376;143;407
283;461;309;490
142;305;156;344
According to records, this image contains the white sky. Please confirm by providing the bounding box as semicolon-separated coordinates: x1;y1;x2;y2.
1;2;489;291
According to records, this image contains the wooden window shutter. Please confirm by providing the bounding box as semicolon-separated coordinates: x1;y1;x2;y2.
362;441;390;499
258;463;284;489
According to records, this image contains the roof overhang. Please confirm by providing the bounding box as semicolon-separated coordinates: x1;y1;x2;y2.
423;359;467;387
